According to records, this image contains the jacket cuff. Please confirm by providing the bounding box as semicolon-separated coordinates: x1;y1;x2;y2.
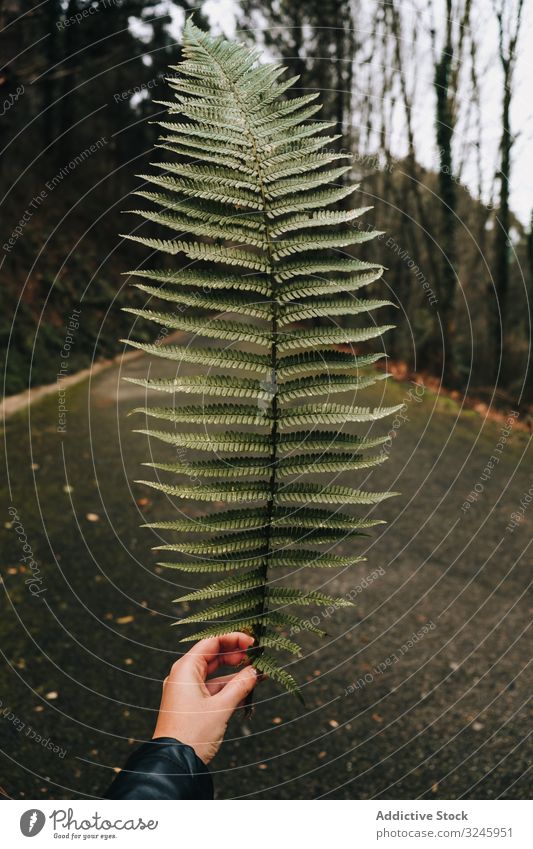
104;737;214;800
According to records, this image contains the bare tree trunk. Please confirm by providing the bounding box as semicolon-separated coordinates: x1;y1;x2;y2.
490;0;524;384
434;0;458;385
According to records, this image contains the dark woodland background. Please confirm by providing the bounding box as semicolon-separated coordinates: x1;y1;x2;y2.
1;1;532;802
1;0;531;406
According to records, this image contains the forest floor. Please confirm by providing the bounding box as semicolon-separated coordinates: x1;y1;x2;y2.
0;339;532;800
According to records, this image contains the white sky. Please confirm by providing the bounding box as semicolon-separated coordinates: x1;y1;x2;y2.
136;0;533;227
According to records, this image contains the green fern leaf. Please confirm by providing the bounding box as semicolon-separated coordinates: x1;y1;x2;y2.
278;297;394;327
125;375;272;401
123;20;399;700
130;284;271;320
276;269;384;302
122;340;270;373
277;373;389;402
252;653;303;701
125;267;269;295
133;429;271;454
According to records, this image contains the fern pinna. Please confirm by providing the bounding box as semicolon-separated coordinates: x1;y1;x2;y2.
122;21;401;700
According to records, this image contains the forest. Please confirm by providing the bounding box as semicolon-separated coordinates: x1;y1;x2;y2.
1;0;531;407
1;0;532;805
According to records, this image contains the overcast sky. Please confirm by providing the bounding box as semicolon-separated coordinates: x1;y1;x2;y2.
138;0;533;227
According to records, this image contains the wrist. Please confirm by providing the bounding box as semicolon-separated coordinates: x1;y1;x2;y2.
152;728;210;765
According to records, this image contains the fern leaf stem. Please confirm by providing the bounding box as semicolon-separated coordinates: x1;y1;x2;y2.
247;120;278;667
201;35;281;706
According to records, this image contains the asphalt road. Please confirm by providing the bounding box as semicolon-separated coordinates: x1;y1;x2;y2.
1;346;531;799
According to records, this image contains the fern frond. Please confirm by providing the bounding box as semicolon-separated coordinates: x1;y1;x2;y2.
122;340;269;373
123;309;272;346
278;297;394;327
272;228;382;259
278;403;403;429
145;457;270;479
267;588;353;608
276;325;395;354
274;256;388;282
277;452;388;477
174;569;265;602
269;206;371;236
179;609;327;640
133;429;271;453
276;269;384;302
123;20;399;700
277;483;398;505
137;479;270;502
130;284;270;320
272;507;385;530
131;403;271;427
277;373;389;402
176;590;265;624
252;654;303;701
255;634;303;656
142;507;268;533
276;351;387;379
125;267;269;296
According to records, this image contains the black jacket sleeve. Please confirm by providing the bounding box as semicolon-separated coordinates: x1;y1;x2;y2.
104;737;214;800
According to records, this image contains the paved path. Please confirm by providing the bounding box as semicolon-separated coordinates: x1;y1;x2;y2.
1;348;531;799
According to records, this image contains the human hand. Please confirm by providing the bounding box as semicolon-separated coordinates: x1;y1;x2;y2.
152;632;259;764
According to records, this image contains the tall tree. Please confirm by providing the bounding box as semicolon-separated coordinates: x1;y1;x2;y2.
430;0;472;386
491;0;525;384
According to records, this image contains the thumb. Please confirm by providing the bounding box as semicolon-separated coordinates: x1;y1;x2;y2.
215;664;258;712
